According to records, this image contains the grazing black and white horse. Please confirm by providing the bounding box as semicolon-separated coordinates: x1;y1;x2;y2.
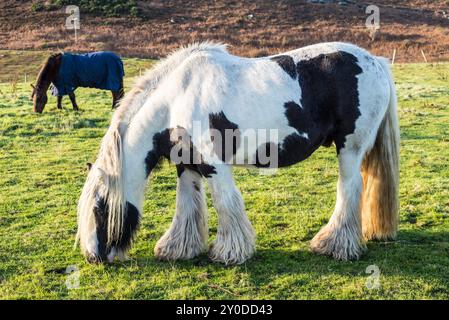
77;42;399;264
32;51;125;113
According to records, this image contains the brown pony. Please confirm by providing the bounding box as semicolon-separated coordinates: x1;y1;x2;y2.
32;52;125;113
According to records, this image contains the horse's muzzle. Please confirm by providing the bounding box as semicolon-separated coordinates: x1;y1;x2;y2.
86;253;106;264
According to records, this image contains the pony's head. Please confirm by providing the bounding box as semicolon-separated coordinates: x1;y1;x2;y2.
77;127;139;263
31;84;48;114
32;53;61;113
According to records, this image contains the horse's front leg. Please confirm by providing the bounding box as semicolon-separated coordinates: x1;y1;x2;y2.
68;92;79;111
310;148;366;260
154;166;208;261
207;164;255;265
57;96;62;109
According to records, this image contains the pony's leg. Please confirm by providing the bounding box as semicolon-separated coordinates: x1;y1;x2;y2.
310;147;366;260
154;166;208;260
207;164;255;265
111;82;124;109
57;96;62;109
68;92;79;111
111;91;120;109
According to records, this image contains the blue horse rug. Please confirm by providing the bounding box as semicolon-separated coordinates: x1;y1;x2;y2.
51;51;125;96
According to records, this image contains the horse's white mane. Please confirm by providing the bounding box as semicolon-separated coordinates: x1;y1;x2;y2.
77;42;228;248
114;41;228;127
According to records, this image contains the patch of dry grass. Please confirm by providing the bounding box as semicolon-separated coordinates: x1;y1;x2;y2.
1;1;448;62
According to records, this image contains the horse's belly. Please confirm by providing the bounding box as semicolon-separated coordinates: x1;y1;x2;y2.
249;128;326;168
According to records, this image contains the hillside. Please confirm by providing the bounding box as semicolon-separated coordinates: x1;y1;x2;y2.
1;0;448;62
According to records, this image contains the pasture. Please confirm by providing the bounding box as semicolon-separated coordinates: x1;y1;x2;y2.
0;51;448;299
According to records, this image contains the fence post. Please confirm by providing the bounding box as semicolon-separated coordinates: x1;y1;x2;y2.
421;50;428;63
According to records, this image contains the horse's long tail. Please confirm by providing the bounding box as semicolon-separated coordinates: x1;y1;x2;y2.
361;57;400;240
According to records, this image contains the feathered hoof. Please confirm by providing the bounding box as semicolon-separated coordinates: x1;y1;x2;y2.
209;237;255;265
154;235;205;261
86;253;105;264
310;224;366;261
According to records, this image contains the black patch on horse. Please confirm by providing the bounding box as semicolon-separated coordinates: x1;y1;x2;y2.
255;105;318;168
270;55;297;79
192;181;200;192
92;196;140;263
209;111;240;163
146;128;217;179
195;163;217;178
175;164;202;190
254;141;277;168
176;163;217;178
116;202;140;252
255;51;362;167
296;51;362;153
145;129;172;176
92;194;108;263
176;164;186;177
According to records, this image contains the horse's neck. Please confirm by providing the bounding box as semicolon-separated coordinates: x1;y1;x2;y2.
37;55;61;89
120;98;170;210
36;75;52;91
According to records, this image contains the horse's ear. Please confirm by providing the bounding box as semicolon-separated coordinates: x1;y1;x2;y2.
86;162;93;172
31;84;35;89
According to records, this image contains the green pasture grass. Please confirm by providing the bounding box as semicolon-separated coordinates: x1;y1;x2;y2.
0;54;448;299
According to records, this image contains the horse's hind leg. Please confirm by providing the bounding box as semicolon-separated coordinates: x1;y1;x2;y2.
310;146;366;261
154;166;208;260
57;96;63;109
207;165;255;265
68;92;79;111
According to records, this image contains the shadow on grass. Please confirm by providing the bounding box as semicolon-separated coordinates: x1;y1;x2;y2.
99;229;449;289
30;229;448;299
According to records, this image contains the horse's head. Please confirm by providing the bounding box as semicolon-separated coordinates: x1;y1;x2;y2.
32;53;61;113
31;84;48;113
77;162;116;263
77;128;140;264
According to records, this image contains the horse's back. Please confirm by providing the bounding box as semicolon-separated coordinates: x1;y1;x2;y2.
53;51;125;95
74;51;124;88
158;42;391;168
259;42;391;163
79;51;124;73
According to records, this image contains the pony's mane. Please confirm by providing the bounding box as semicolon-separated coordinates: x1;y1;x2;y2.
35;52;62;90
113;41;227;126
77;42;228;248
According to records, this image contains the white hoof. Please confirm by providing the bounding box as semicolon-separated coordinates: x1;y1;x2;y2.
310;224;366;261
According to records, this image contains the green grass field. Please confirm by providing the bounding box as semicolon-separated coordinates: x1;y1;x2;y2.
0;52;448;299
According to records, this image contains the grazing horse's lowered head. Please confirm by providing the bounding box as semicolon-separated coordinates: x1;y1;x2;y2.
77;121;140;263
32;53;62;113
